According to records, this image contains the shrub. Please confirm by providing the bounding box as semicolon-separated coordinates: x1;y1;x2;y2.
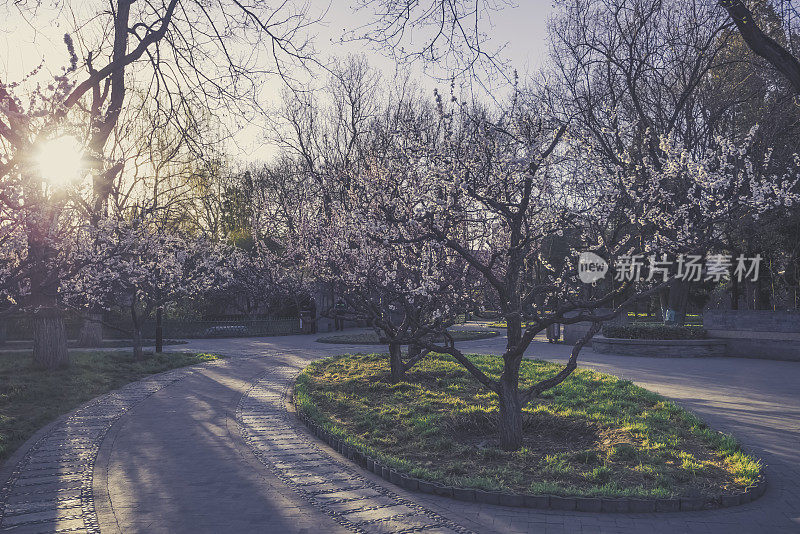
602;323;707;340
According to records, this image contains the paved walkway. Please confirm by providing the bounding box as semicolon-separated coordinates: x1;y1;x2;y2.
1;329;798;533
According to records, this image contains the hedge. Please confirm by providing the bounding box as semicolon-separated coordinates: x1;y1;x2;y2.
602;323;708;340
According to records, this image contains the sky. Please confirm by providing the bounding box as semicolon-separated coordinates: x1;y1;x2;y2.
1;0;557;163
237;0;556;162
316;1;555;82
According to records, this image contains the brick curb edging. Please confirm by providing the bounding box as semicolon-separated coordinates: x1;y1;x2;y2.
239;366;477;534
292;394;767;513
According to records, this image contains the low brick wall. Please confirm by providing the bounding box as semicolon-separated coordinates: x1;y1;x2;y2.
704;310;800;361
592;336;726;358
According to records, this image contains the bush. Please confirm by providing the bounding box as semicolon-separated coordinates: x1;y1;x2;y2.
602;323;707;340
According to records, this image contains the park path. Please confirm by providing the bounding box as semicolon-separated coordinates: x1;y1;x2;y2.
1;328;798;533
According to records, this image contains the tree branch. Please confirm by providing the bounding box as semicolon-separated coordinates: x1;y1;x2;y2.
720;0;800;94
520;321;602;406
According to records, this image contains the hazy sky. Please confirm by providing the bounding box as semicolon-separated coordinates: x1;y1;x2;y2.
238;0;556;161
316;1;555;80
1;1;556;163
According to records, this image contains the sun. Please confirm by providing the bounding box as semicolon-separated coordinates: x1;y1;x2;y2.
35;136;85;186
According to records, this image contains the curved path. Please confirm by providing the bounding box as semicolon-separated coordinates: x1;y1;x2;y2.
0;329;798;533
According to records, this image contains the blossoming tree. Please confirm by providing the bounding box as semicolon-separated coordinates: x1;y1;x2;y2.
64;218;222;359
302;185;476;383
347;92;799;450
201;239;314;319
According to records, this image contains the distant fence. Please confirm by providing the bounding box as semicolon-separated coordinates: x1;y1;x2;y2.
1;318;86;341
151;318;301;338
0;316;301;341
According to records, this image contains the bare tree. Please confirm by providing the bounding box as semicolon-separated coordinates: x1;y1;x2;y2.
549;0;736;324
719;0;800;94
348;0;513;85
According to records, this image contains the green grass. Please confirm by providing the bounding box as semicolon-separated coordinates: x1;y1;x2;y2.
295;353;763;498
0;350;222;461
316;330;499;344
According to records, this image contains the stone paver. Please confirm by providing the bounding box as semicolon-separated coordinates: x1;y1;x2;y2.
1;327;799;533
0;362;222;533
93;355;351;534
237;366;469;534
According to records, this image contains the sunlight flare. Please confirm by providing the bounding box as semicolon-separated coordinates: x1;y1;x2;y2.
35;136;85;186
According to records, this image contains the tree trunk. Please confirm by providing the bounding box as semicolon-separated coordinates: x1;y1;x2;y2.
731;276;740;310
388;342;404;383
77;312;103;347
25;182;69;368
720;0;800;95
27;234;69;369
755;273;772;310
32;307;69;369
506;314;522;349
667;279;690;326
130;302;144;361
132;324;144;360
155;306;163;353
658;289;669;321
500;313;524;450
498;373;523;451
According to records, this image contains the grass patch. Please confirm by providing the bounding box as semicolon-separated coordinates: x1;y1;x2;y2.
295;352;762;498
0;350;222;461
316;330;499;345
